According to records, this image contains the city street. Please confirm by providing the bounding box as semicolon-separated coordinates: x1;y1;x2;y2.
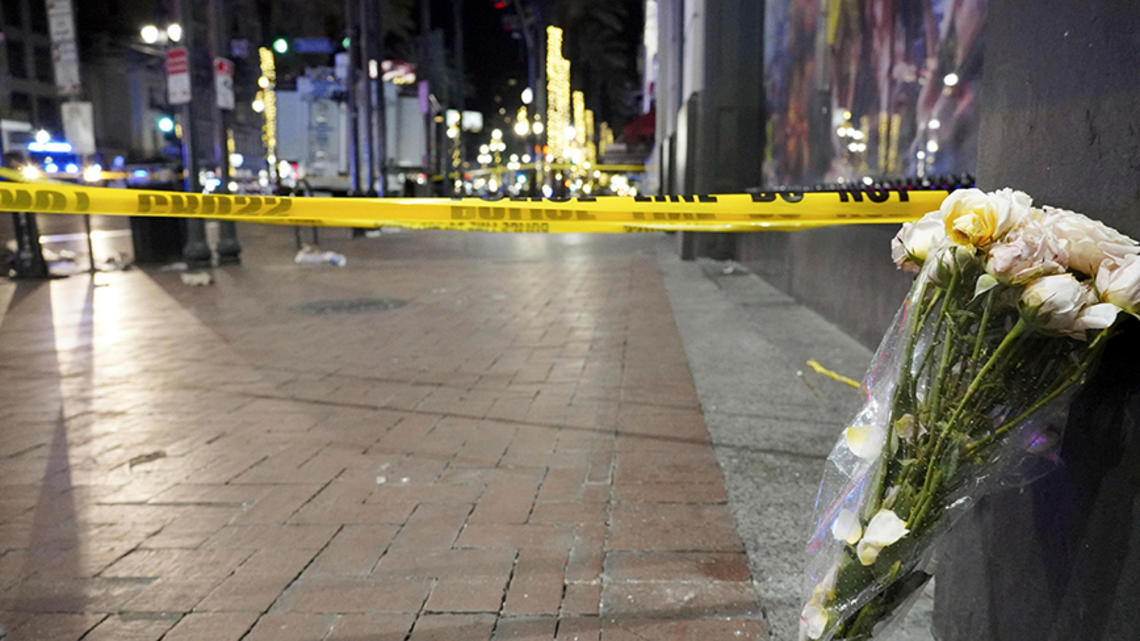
0;226;787;640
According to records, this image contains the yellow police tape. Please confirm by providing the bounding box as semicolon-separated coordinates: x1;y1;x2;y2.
0;170;943;234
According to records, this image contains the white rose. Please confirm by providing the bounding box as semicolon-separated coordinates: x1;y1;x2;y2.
855;509;910;566
1096;254;1140;317
985;215;1068;284
1043;206;1139;275
941;188;1031;248
1020;274;1115;338
892;210;947;271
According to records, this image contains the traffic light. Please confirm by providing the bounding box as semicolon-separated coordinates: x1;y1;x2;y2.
272;38;288;54
157;116;175;134
493;1;508;8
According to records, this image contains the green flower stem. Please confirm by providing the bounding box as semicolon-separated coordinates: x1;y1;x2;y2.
949;318;1028;427
970;289;996;362
920;271;962;429
912;317;1027;532
906;470;941;534
966;327;1114;455
865;283;941;522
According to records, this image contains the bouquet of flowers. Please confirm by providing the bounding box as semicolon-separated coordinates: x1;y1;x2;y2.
799;188;1140;640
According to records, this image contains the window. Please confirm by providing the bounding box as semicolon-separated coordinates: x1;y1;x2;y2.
6;38;26;79
10;92;31;120
36;96;59;131
33;45;52;82
29;0;47;34
2;0;22;28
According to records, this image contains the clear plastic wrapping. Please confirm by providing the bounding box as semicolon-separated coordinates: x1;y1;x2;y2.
799;187;1139;641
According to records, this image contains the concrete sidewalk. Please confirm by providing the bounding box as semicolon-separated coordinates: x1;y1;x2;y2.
0;227;764;641
657;246;935;641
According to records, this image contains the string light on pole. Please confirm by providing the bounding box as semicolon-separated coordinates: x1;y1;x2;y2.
257;47;278;181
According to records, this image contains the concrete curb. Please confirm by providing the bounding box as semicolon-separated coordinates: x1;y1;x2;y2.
656;239;934;640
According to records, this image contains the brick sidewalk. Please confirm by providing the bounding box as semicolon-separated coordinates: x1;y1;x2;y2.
0;228;766;640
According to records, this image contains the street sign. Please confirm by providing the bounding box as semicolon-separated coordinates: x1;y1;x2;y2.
293;37;335;54
214;57;234;110
167;48;191;105
46;0;81;96
231;39;250;59
334;52;349;82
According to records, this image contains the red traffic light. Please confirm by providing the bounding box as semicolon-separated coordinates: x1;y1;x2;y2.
493;1;507;8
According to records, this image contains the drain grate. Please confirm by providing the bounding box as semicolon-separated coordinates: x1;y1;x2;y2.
293;297;407;316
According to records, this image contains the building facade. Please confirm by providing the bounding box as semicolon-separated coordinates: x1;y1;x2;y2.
1;0;60;149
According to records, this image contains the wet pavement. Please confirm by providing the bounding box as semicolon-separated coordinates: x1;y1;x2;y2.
0;226;768;640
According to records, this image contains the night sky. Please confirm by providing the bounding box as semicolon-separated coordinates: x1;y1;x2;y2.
429;0;530;130
71;0;635;133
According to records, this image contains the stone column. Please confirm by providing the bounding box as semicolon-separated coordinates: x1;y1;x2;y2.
934;2;1140;639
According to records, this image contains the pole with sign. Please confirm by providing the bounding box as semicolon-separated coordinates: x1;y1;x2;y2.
209;0;240;264
46;0;81;97
166;48;192;105
172;0;211;268
214;58;234;110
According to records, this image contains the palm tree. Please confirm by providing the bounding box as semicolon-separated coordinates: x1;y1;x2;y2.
550;0;642;128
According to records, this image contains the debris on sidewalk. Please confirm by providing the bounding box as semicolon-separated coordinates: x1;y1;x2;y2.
128;450;167;469
805;359;861;389
180;271;213;286
100;252;132;271
294;245;347;267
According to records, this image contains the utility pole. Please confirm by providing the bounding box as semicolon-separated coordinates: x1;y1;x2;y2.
175;0;212;268
510;0;542;195
452;0;464;195
373;0;387;197
419;0;433;195
209;0;241;264
345;0;361;196
359;0;376;196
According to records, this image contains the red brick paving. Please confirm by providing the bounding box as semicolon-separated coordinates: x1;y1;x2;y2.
0;229;765;639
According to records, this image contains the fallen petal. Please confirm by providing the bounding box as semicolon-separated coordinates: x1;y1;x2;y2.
856;539;883;566
830;508;863;545
863;508;910;547
800;600;829;639
843;425;885;460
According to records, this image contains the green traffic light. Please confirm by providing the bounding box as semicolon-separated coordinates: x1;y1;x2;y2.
157;116;175;133
342;37;350;48
273;38;288;54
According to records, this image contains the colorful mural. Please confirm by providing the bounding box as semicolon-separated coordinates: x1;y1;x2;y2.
764;0;987;186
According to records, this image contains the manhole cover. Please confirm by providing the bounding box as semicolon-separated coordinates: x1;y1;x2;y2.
293;297;406;316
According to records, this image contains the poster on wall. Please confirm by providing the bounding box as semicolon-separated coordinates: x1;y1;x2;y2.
763;0;986;187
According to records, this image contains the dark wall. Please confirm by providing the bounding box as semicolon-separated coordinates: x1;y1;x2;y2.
735;226;913;349
934;2;1140;639
973;1;1140;235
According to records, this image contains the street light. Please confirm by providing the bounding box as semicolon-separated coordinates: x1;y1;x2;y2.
521;87;533;105
140;24;160;44
139;23;182;45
